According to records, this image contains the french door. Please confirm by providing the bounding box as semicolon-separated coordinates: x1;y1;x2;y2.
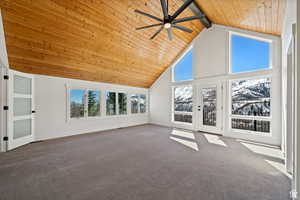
7;70;35;150
197;83;223;134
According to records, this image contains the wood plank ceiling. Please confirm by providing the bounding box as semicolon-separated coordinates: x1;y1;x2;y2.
0;0;285;88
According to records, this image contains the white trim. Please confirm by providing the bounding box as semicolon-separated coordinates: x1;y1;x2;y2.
196;82;223;134
228;76;272;137
7;70;35;151
0;67;8;152
171;84;193;126
66;85;148;121
228;31;273;74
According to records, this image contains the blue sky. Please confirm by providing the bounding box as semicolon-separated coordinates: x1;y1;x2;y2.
71;90;84;104
71;90;100;104
231;35;270;73
174;49;193;82
174;35;270;81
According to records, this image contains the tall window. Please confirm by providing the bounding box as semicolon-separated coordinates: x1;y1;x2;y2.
118;93;127;115
70;89;85;118
106;92;116;116
88;91;100;117
131;94;139;114
173;85;193;123
139;94;146;113
231;34;270;73
231;78;271;133
173;48;193;82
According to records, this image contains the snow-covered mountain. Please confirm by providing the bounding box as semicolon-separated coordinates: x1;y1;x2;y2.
232;78;271;116
174;86;192;112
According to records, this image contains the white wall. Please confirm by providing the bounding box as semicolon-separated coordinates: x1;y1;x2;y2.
35;75;149;141
149;68;172;127
193;27;228;78
150;24;282;146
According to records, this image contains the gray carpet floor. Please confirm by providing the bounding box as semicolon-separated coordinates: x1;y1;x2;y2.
0;124;291;200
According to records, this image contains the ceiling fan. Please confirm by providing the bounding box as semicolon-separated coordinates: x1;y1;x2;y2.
135;0;211;40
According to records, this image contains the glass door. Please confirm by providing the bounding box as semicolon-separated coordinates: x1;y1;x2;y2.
198;83;223;134
7;70;34;150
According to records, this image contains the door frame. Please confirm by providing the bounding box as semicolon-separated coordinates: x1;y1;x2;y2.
195;80;224;135
7;70;35;150
0;67;8;152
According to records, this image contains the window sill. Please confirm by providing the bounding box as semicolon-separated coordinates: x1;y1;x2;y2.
68;113;148;122
172;121;193;126
230;128;272;137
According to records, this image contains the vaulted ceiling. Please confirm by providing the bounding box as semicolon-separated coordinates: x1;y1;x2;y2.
0;0;285;88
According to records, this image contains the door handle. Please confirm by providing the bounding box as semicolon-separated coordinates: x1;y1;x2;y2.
32;110;36;113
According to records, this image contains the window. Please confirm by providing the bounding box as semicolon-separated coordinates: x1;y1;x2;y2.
131;94;139;114
173;48;193;82
231;34;270;73
202;87;217;126
139;94;146;113
231;77;271;133
118;93;127;115
173;85;193;123
106;92;116;116
70;89;85;118
88;90;100;117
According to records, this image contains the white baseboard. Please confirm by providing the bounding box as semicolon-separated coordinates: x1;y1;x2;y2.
290;190;298;199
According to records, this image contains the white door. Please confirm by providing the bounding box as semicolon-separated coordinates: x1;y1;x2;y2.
198;83;223;134
7;70;34;150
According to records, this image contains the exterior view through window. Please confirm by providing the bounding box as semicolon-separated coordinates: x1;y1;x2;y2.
69;90;145;118
106;92;116;115
139;94;146;113
173;48;192;82
88;91;100;117
231;78;271;133
70;89;85;118
202;87;217;126
118;93;127;115
131;94;139;114
173;85;193;123
231;34;270;73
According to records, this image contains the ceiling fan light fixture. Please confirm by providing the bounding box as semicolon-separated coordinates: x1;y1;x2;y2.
164;23;171;29
135;0;211;40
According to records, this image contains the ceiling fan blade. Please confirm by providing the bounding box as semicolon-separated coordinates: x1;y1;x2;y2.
172;24;193;33
160;0;168;18
136;23;163;30
171;0;194;21
167;28;173;40
173;16;201;24
150;26;164;40
135;9;163;22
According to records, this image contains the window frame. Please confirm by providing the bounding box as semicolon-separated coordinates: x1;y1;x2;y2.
172;84;193;125
105;91;117;116
67;86;102;121
228;75;272;136
229;31;273;75
130;94;139;114
66;86;147;121
118;92;128;115
129;93;148;114
139;94;147;114
172;45;193;83
87;89;101;118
